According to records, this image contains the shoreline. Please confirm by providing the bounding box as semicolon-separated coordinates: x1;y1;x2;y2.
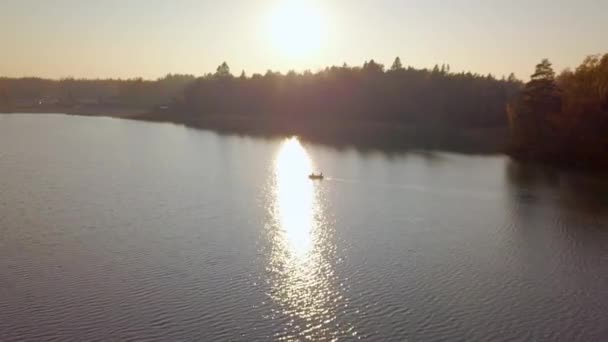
4;108;608;171
2;107;509;155
0;105;149;118
137;112;510;155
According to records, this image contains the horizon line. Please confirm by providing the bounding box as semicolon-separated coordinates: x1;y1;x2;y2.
1;58;529;82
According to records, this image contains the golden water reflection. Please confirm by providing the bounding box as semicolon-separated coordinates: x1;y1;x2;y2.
266;137;357;340
274;137;315;259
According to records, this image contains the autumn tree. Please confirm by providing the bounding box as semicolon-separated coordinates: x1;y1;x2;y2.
508;54;608;166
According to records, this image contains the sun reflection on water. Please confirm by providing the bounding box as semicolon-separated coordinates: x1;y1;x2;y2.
274;137;315;259
265;137;358;340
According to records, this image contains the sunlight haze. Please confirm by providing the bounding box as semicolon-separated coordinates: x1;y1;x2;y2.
1;0;606;79
2;1;608;340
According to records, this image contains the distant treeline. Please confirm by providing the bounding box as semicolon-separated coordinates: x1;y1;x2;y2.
508;54;608;167
0;58;522;128
177;59;521;129
0;74;196;107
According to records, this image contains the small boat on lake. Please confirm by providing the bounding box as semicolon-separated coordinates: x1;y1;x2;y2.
309;172;324;180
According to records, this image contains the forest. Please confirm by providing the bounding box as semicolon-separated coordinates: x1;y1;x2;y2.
508;54;608;167
0;58;520;128
1;55;607;165
176;59;520;128
0;59;522;151
0;74;196;108
161;59;521;150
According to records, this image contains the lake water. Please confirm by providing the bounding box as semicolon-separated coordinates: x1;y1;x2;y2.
1;114;607;341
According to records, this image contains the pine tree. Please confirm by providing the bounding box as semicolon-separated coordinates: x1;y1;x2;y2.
523;59;561;115
509;59;561;153
390;57;404;71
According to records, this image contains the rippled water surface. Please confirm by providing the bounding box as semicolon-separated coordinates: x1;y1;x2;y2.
1;114;607;341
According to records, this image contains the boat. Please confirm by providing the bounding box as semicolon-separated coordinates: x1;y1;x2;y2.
308;172;324;180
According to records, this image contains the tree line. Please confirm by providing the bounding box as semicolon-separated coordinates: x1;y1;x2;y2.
176;58;521;129
0;74;196;108
1;58;521;130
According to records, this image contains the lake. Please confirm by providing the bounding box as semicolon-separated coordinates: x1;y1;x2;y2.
1;114;607;341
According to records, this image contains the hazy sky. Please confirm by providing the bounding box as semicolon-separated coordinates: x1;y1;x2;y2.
1;0;606;80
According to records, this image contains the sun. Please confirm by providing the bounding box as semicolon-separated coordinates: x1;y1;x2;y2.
267;0;326;59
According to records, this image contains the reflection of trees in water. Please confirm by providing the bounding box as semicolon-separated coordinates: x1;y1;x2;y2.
503;161;607;331
505;160;608;218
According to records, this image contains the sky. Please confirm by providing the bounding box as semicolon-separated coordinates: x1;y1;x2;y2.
1;0;606;80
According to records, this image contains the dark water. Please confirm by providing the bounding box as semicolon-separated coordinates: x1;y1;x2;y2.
1;114;607;341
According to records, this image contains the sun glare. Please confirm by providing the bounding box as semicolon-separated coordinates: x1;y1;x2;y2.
273;137;315;257
267;0;326;59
